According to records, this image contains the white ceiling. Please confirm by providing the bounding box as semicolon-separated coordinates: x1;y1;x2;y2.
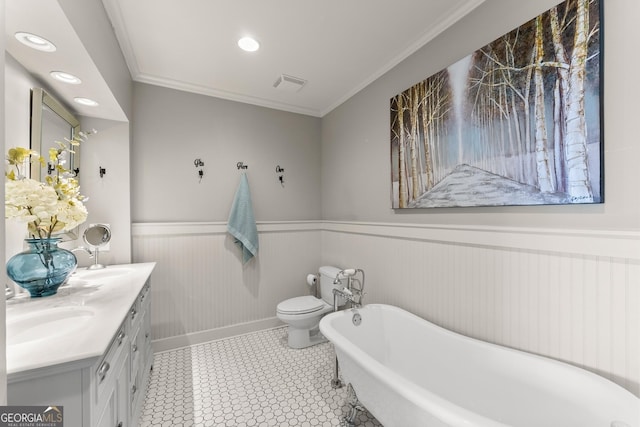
6;0;486;120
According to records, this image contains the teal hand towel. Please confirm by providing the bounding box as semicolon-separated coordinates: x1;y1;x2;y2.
227;173;258;264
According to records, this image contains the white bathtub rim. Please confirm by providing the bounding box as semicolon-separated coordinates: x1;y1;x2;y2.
320;306;507;426
324;304;640;399
320;304;640;426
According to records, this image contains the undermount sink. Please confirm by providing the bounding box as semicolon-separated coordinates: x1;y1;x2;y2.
73;267;134;281
7;306;96;346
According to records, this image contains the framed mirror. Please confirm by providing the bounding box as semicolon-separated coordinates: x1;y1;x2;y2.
30;88;82;239
30;87;81;182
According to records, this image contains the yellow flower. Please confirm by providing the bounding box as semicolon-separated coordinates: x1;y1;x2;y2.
6;147;37;165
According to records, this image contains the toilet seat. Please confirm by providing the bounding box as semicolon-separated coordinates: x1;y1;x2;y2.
277;296;327;315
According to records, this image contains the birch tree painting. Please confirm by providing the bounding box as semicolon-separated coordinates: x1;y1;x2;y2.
390;0;602;208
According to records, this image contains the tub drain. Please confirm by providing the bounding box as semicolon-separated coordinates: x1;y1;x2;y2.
352;312;362;326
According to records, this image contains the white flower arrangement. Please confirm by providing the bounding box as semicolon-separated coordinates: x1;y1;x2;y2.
5;131;93;238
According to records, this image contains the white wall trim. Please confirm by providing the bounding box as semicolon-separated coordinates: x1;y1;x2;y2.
133;220;640;260
132;220;322;236
152;317;284;353
322;221;640;260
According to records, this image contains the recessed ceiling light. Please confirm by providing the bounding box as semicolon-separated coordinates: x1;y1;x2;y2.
74;97;99;107
237;37;260;52
50;71;82;85
15;32;56;52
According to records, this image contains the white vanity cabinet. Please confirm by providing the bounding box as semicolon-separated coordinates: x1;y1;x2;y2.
94;320;130;427
94;283;152;427
7;263;155;427
130;281;152;424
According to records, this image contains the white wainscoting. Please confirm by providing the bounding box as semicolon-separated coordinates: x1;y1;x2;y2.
321;221;640;396
132;221;639;396
132;222;321;352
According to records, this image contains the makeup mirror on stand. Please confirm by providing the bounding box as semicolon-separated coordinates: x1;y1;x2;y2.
83;224;111;269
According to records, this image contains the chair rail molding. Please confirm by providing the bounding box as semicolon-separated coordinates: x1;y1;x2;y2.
133;221;640;260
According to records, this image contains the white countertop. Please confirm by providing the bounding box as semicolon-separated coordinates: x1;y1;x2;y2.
6;262;156;378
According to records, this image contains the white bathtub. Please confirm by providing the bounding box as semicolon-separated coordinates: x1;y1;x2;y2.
319;304;639;427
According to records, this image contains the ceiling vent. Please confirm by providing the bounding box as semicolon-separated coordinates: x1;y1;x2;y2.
273;74;307;92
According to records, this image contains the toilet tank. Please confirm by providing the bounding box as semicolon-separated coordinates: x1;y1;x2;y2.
319;266;346;307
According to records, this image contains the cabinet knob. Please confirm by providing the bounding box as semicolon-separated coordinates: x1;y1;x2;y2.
98;361;110;382
117;330;126;346
132;344;138;353
116;422;123;427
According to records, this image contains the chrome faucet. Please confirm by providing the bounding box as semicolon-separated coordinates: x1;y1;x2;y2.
329;268;366;390
333;269;356;286
332;268;365;308
333;287;348;311
333;286;364;309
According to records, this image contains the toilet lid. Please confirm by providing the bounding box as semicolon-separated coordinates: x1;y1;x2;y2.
277;296;326;315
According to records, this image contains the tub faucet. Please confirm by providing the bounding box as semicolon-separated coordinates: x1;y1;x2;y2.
332;287;344;312
333;286;364;309
349;287;365;309
333;268;365;308
333;269;356;285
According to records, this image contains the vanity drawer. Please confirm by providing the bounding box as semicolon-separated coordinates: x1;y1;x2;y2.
95;320;128;408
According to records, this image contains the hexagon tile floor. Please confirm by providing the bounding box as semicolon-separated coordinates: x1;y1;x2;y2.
138;326;382;427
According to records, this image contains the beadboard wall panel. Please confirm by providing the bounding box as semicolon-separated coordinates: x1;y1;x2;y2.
132;221;639;396
320;225;640;396
132;222;321;349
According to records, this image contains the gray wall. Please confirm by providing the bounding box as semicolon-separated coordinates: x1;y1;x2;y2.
74;117;132;266
321;0;640;231
131;82;322;222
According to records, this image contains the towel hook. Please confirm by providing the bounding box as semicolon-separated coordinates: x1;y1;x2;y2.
194;158;204;183
276;165;285;186
237;162;248;170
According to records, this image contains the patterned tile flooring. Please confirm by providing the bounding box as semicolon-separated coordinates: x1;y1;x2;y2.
139;327;382;427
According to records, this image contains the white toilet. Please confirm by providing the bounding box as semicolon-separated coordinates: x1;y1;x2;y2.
277;266;345;349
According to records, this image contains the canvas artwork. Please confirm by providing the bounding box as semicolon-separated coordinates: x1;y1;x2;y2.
390;0;602;208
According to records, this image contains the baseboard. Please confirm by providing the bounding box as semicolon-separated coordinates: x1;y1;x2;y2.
151;317;285;353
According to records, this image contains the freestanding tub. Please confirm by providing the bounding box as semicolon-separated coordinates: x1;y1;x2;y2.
319;304;639;427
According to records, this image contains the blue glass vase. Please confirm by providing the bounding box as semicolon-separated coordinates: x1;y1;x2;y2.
6;238;77;297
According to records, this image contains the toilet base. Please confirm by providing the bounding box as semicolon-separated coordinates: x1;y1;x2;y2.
287;326;327;349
